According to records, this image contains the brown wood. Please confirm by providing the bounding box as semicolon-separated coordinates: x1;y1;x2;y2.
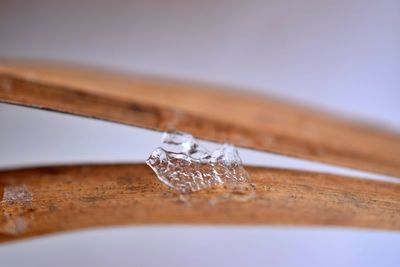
0;61;399;177
0;163;399;243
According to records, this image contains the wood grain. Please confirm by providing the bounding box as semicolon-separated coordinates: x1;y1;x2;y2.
0;164;399;243
0;61;399;177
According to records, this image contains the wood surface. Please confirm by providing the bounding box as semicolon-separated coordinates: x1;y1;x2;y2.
0;164;399;243
0;61;399;177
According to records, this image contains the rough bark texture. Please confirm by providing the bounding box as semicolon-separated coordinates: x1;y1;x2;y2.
1;164;399;243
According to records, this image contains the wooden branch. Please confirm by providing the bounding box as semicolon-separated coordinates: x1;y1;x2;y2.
0;61;399;177
0;164;399;242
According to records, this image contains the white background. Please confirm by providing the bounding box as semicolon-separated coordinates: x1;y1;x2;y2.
0;1;399;266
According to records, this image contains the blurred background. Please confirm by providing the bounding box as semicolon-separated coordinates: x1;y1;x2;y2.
0;1;399;266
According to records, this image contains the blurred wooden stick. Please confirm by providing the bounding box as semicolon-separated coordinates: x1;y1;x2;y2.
1;164;399;243
1;61;399;177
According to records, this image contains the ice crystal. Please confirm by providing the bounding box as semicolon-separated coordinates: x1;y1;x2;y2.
146;132;249;194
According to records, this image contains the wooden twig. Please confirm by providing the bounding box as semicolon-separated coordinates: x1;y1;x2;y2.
0;164;399;243
0;61;399;177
